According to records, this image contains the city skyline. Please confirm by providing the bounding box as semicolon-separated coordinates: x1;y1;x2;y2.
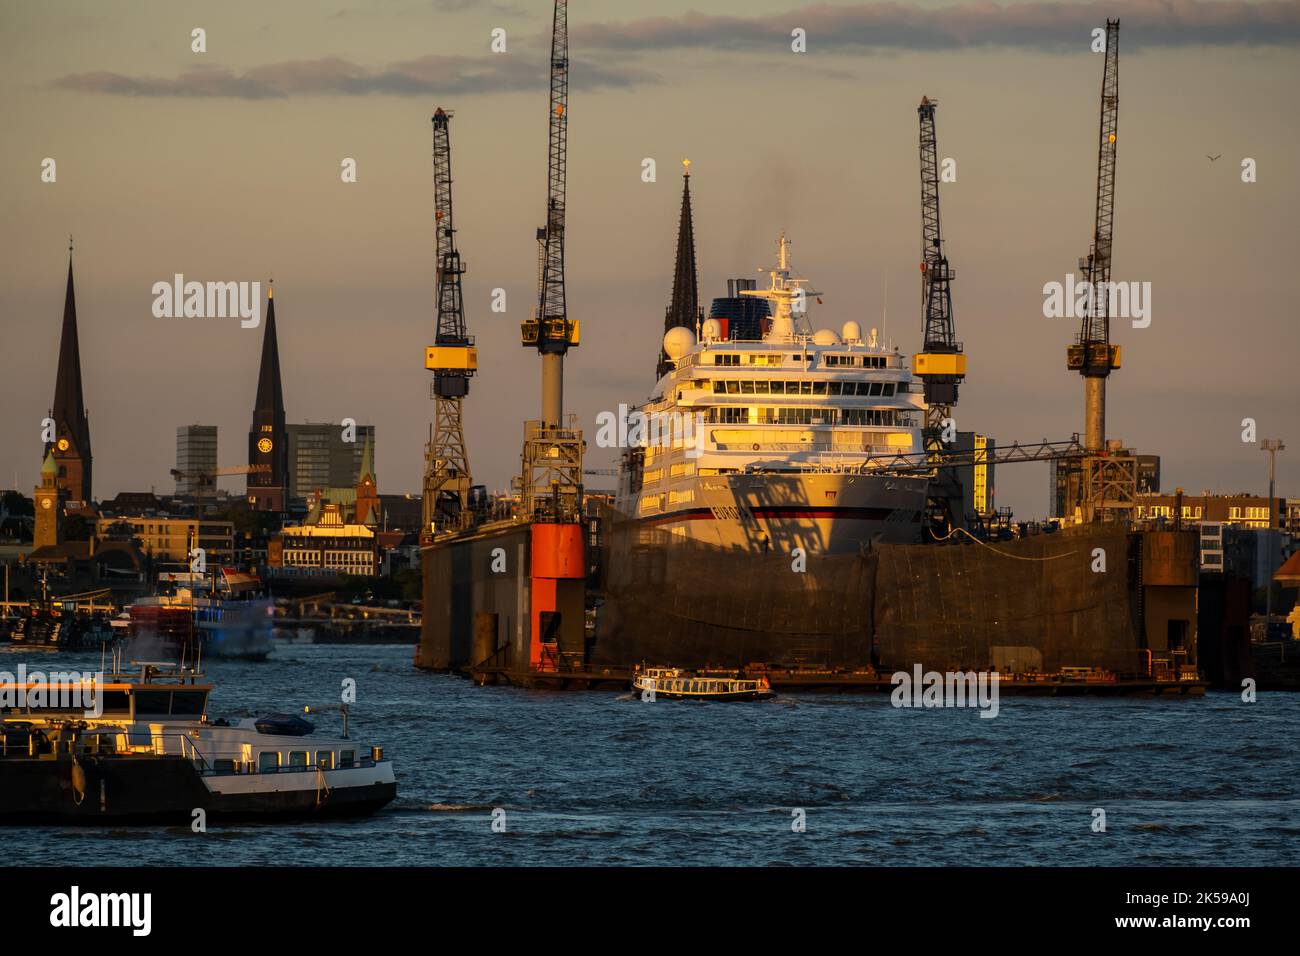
2;0;1297;516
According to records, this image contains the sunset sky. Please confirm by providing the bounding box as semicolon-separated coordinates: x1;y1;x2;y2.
2;0;1297;517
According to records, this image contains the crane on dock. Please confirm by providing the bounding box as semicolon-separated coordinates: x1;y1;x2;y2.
1067;18;1121;454
914;96;965;443
422;107;477;539
518;0;584;520
913;96;969;533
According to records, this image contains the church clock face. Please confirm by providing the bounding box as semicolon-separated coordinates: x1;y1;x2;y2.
56;438;69;452
257;437;273;454
40;497;52;510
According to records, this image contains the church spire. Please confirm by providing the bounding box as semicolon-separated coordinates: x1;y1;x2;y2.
657;160;700;380
47;245;93;504
248;281;288;511
358;433;375;484
254;282;284;417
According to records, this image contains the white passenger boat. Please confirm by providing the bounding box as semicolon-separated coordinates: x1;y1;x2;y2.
632;666;774;701
0;659;396;823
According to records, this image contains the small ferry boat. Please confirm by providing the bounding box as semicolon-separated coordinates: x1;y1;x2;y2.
0;658;396;823
632;666;775;701
127;568;274;661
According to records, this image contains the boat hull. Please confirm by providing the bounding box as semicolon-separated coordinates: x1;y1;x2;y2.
0;755;396;825
624;471;929;553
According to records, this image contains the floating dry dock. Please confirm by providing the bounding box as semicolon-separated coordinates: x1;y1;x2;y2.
464;663;1207;697
418;510;1226;694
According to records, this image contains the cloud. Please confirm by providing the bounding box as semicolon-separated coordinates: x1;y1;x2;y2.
574;0;1300;53
55;54;657;99
52;1;1300;100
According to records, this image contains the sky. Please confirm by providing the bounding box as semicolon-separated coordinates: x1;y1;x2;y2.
1;0;1297;518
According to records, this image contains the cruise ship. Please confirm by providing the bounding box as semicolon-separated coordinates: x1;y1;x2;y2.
615;235;930;554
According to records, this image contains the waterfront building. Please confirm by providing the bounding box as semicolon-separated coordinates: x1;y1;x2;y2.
94;515;235;566
271;506;379;576
1135;492;1284;529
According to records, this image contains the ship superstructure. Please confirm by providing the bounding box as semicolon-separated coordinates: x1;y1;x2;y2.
616;235;929;554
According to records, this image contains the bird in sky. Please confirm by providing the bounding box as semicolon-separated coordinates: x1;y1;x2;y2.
1206;154;1222;162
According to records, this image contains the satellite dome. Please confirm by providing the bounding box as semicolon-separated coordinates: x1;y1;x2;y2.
841;321;862;344
812;329;841;346
663;326;697;361
700;318;723;342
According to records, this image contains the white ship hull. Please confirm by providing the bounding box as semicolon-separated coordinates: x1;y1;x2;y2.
622;471;928;553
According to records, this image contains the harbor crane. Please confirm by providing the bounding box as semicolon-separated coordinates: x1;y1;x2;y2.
422;107;477;539
1067;18;1122;454
518;0;584;520
913;96;969;532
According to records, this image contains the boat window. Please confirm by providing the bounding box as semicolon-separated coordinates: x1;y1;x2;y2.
95;690;131;715
213;758;236;773
812;381;827;395
170;691;207;717
316;751;334;770
289;751;308;768
753;380;769;394
340;749;356;768
258;751;280;773
740;380;755;394
828;382;842;395
133;690;171;716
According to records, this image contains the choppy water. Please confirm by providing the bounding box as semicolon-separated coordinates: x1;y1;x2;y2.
3;643;1297;866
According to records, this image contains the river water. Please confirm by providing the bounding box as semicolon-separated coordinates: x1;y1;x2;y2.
3;643;1297;866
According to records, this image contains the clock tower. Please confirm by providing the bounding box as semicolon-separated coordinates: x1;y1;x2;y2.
248;283;288;511
45;249;93;506
34;451;65;550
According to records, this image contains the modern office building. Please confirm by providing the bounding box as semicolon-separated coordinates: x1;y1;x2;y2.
175;425;218;495
946;432;995;520
286;423;375;500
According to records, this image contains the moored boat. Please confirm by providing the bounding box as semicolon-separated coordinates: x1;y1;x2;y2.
0;659;396;823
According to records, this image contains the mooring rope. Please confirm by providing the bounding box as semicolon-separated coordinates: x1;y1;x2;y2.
932;526;1078;561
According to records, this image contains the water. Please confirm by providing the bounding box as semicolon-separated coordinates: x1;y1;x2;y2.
4;644;1298;866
